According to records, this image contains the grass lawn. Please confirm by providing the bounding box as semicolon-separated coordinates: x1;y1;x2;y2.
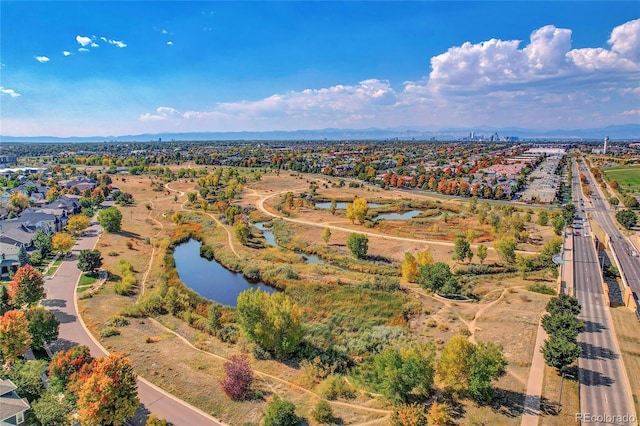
610;306;640;416
603;166;640;192
78;272;99;287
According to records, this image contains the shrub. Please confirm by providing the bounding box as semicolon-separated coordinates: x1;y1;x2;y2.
263;396;299;426
104;315;129;327
311;400;335;424
145;414;167;426
527;283;556;295
316;375;355;400
221;355;254;400
243;265;262;281
99;325;120;338
199;244;214;260
391;403;427;426
216;325;239;343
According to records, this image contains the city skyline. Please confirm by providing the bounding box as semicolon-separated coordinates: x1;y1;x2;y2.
1;1;639;138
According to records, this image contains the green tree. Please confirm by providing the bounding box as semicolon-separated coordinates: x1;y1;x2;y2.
0;310;31;363
416;262;458;294
347;233;369;259
33;229;53;257
552;214;565;236
8;265;45;308
516;255;536;279
263;396;299;426
187;192;198;203
537;210;549;226
616;209;638;230
322;227;332;244
546;294;581;316
236;289;302;358
468;342;508;402
476;244;488;264
26;306;60;351
31;388;75;426
77;249;103;274
208;303;222;331
17;245;30;267
453;236;471;263
311;400;334;424
542;313;585;341
4;359;48;401
562;203;576;223
234;221;250;245
494;237;517;264
542;334;581;372
371;343;435;403
97;206;123;232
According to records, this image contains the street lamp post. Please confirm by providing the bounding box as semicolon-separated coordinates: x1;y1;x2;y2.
558;370;576;412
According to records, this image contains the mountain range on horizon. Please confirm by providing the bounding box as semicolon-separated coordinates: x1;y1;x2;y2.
1;124;639;143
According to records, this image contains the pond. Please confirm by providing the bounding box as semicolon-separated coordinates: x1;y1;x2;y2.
253;222;277;247
173;239;276;307
376;210;422;220
253;222;325;265
315;201;385;209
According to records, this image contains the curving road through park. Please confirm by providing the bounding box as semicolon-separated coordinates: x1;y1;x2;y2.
42;222;223;426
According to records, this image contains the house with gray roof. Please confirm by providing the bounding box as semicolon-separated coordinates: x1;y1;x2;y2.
0;379;30;426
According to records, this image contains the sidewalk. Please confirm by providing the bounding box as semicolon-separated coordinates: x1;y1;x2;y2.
521;232;573;426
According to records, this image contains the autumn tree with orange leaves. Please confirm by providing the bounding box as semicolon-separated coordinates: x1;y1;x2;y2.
9;264;45;308
74;353;139;425
0;310;31;362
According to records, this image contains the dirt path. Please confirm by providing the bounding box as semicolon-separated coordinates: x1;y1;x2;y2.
252;188;538;255
148;318;391;416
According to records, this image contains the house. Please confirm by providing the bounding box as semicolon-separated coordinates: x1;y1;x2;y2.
0;242;20;277
0;379;30;426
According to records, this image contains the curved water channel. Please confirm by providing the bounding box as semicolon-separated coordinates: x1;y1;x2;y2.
253;222;324;264
173;239;275;307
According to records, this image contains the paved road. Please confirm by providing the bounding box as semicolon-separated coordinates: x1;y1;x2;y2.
581;162;640;315
42;223;223;426
571;160;636;424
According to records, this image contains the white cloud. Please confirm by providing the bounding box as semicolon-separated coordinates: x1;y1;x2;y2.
35;56;50;63
104;38;127;48
138;18;640;132
76;35;92;47
0;86;21;97
161;29;168;34
167;41;173;45
78;48;89;53
62;51;72;56
91;42;99;48
609;18;640;62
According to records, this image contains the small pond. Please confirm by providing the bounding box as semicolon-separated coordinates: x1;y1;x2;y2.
253;222;325;265
376;210;422;220
173;239;276;307
315;202;385;209
253;222;278;247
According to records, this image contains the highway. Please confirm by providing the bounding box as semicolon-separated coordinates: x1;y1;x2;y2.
570;159;636;424
42;223;223;426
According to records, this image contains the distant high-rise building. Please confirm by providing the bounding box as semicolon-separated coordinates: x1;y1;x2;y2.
604;136;609;154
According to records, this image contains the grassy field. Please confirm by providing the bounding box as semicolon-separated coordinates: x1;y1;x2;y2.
603;166;640;192
610;306;640;416
76;166;563;425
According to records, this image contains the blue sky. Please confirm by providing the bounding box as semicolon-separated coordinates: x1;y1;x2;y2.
1;1;639;137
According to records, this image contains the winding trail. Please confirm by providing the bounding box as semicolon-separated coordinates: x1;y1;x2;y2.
252;187;538;255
